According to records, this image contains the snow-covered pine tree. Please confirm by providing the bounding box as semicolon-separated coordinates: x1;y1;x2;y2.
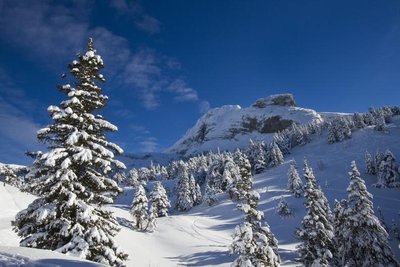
230;222;257;267
127;168;140;188
327;120;338;144
374;109;387;132
289;124;306;147
337;161;398;266
268;142;284;168
231;191;280;267
189;174;202;205
273;131;291;155
276;196;292;217
253;141;267;174
175;161;194;211
353;112;366;128
328;117;352;144
333;198;348;267
287;160;303;197
204;182;218;206
113;171;127;185
131;184;150;230
296;160;335;267
0;164;19;187
246;139;257;167
193;182;203;205
13;39;127;266
365;151;376;175
146;206;157;232
232;149;253;200
149;181;171;217
364;109;376;126
377;150;400;188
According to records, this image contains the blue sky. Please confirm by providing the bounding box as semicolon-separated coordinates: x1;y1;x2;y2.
0;0;399;165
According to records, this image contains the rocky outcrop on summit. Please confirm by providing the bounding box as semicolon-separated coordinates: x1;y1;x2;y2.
168;94;323;156
252;94;296;108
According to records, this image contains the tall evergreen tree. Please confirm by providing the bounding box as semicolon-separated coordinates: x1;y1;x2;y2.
175;161;193;211
377;150;400;188
231;149;253;200
253;141;267;174
333;199;348;266
374;110;386;132
365;151;376;175
296;160;335;267
336;161;398;266
268;142;284;168
149;182;171;217
287;160;303;197
13;39;127;266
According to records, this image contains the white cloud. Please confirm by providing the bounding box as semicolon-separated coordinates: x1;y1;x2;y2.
199;101;211;113
0;0;205;111
168;79;199;102
0;70;43;164
0;1;89;63
109;0;160;34
130;125;150;135
139;138;158;152
135;14;160;34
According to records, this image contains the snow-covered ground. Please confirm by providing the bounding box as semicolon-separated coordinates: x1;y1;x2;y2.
1;118;400;266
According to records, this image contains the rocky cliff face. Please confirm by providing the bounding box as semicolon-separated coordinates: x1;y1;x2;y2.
168;94;323;156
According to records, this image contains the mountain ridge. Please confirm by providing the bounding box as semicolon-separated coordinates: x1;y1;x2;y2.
168;94;323;156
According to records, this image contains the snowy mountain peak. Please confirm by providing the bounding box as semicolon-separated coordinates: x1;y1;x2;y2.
252;93;296;108
168;94;322;156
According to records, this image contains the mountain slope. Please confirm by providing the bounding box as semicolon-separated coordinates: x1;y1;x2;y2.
168;94;323;156
2;117;400;266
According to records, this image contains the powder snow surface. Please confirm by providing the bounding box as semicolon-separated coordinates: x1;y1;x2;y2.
1;118;400;266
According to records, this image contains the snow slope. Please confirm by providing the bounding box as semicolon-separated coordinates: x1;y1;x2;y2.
1;118;400;266
168;94;323;156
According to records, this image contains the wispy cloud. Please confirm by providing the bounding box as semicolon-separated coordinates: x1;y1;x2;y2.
109;0;160;34
0;69;43;164
0;1;204;110
130;124;150;135
199;101;211;113
0;1;89;64
168;79;199;102
139;137;158;152
135;15;161;34
129;124;159;152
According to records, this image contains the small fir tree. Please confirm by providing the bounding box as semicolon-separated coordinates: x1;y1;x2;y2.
287;160;303;197
377;150;399;188
374;110;386;132
268;142;284;168
276;196;292;217
149;182;171;217
253;141;267;174
353;113;366;128
130;184;150;230
230;191;280;267
365;151;376;175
